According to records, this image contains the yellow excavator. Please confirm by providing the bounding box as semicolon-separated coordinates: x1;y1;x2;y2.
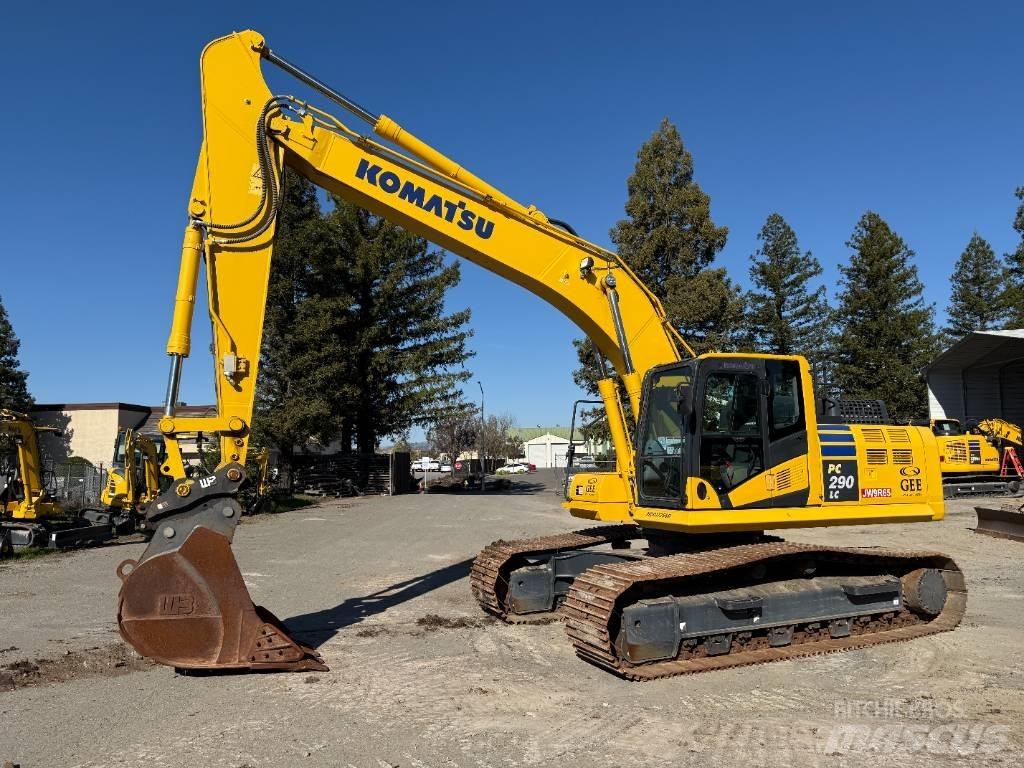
115;31;965;679
931;418;1023;497
0;409;114;551
97;428;164;533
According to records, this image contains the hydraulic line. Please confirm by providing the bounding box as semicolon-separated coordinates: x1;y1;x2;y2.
204;97;290;244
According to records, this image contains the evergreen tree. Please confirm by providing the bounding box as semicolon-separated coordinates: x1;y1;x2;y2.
252;170;344;463
1004;187;1024;328
833;212;939;420
0;295;33;412
326;198;473;453
253;171;473;459
945;233;1008;340
573;118;739;422
746;214;830;371
609;118;738;352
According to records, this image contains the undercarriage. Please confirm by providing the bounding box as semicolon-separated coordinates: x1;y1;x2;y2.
942;474;1022;499
471;526;965;681
0;510;127;553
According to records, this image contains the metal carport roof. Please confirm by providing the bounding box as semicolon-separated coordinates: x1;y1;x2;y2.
924;329;1024;423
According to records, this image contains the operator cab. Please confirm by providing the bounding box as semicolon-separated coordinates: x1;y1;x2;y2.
636;355;808;510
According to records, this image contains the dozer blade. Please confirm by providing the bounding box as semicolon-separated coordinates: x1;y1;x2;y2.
116;481;326;672
974;503;1024;542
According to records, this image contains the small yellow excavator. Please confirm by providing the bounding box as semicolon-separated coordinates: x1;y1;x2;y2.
0;409;113;551
97;428;164;533
114;31;964;679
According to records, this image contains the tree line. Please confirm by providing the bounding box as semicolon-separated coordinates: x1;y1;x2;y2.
577;119;1024;422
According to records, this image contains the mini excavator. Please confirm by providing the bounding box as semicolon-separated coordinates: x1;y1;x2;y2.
115;31;965;679
98;427;164;532
0;409;113;551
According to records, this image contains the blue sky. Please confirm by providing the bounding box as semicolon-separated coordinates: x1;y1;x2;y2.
3;2;1022;431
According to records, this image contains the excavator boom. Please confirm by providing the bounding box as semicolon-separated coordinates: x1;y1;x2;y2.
118;31;683;671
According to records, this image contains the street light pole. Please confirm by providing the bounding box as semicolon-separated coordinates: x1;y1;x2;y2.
478;380;485;493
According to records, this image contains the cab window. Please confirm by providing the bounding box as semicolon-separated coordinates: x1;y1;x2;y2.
638;367;690;501
767;360;804;441
698;372;763;492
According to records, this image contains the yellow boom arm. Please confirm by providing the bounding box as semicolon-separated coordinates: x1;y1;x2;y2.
157;30;685;489
976;418;1022;448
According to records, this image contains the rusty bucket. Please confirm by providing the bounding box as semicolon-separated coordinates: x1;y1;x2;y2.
117;467;326;672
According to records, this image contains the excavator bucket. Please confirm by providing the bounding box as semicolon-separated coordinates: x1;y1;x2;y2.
974;502;1024;542
116;476;326;672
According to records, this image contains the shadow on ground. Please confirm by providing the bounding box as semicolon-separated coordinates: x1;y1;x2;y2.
284;558;476;647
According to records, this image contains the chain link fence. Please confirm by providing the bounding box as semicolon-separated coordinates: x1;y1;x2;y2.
46;460;108;510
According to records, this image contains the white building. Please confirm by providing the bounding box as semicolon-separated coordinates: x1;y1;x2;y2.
509;427;597;469
923;329;1024;425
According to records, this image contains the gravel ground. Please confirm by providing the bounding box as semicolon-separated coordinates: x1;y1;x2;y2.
1;470;1021;767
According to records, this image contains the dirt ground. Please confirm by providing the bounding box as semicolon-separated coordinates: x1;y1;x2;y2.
2;470;1021;767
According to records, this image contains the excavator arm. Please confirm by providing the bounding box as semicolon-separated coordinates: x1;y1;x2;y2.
155;30;684;487
976;418;1023;448
117;31;685;672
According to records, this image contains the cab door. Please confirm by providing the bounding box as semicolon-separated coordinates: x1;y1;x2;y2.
692;358;772;509
635;363;693;510
764;359;811;507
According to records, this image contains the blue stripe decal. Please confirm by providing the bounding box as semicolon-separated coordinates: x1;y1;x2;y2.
821;445;858;457
817;424;851;431
817;433;856;443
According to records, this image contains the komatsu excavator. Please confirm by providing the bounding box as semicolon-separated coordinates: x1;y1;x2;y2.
931;418;1023;497
115;31;965;679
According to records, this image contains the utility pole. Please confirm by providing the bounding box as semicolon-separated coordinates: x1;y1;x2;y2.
478;380;485;493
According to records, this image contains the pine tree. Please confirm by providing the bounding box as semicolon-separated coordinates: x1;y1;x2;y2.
252;170;344;462
0;295;33;412
833;212;939;420
945;233;1008;340
573;118;739;416
1004;187;1024;328
253;172;474;459
746;213;830;376
609;118;738;352
326;198;473;453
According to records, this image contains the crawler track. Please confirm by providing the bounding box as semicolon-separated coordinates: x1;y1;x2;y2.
562;542;966;681
470;525;644;623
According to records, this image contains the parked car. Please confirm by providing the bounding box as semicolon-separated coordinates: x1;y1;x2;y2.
413;457;441;472
496;462;529;474
574;454;598;470
440;463;452;473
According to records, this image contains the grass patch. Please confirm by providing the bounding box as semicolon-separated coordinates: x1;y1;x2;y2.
0;546;64;564
271;495;318;512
